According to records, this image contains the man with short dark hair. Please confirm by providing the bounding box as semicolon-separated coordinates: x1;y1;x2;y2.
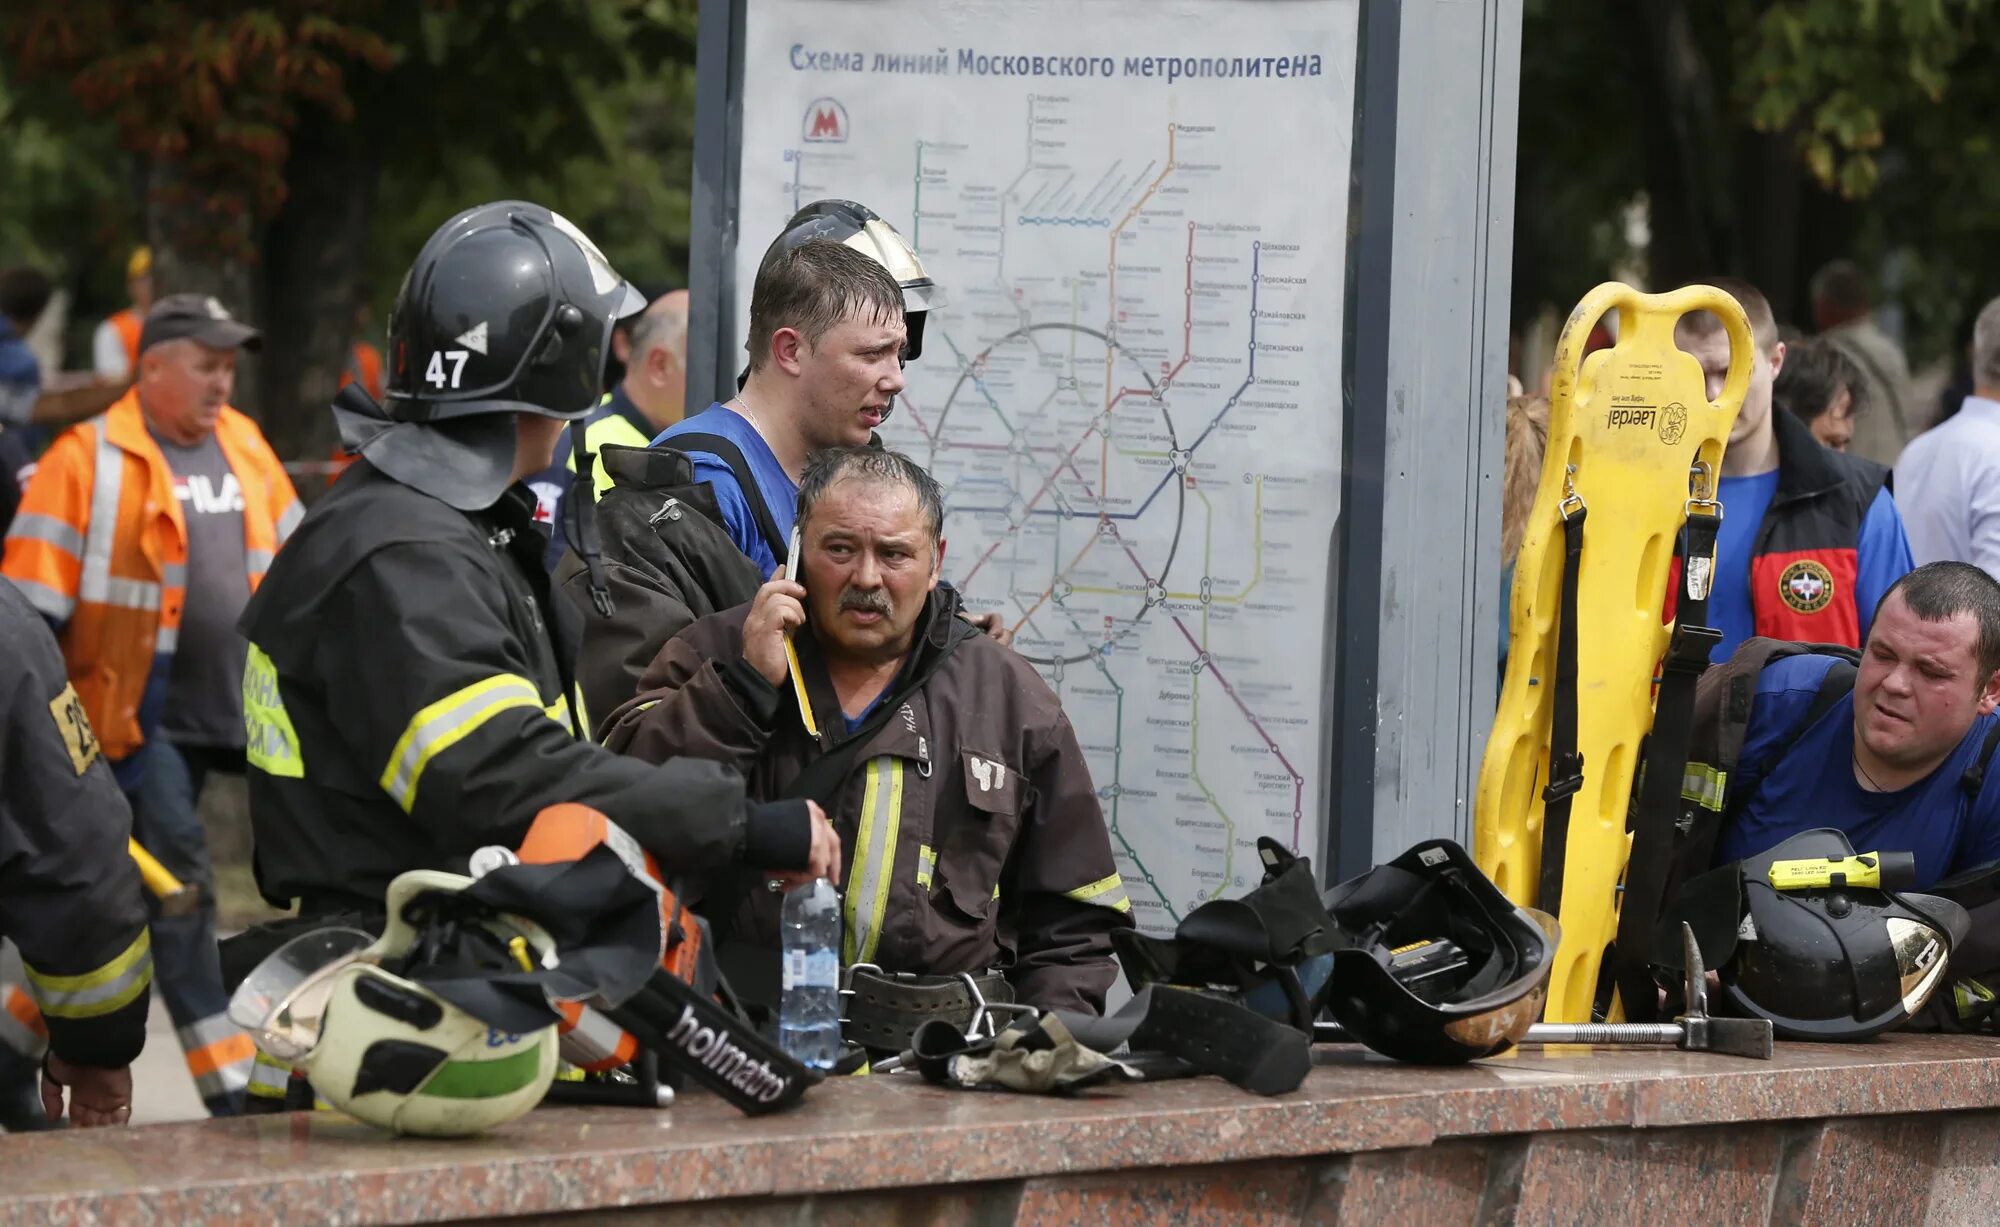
605;446;1131;1024
1677;277;1912;660
1716;562;2000;888
1894;296;2000;578
1811;258;1918;464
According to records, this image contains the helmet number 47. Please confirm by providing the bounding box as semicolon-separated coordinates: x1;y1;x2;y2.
426;349;471;389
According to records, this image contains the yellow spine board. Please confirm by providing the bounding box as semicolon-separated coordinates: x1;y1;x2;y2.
1475;282;1753;1024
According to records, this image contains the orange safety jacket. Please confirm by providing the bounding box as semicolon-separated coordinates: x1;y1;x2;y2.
1;390;301;766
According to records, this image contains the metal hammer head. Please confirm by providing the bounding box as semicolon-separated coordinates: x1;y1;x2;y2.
1673;922;1774;1059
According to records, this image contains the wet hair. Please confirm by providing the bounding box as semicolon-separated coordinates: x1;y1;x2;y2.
795;446;945;544
745;240;904;373
1874;562;2000;680
0;267;53;327
1774;337;1868;426
1676;276;1779;355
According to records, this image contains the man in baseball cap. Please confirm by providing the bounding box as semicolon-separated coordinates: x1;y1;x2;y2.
138;293;264;356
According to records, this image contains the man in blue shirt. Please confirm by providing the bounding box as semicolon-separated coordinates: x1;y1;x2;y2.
655;242;907;579
1675;278;1912;660
1717;562;2000;888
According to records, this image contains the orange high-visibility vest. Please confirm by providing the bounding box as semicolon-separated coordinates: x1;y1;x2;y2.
1;390;301;761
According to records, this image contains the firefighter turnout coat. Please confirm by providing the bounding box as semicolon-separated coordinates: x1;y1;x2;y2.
236;461;804;913
605;588;1134;1013
0;578;151;1069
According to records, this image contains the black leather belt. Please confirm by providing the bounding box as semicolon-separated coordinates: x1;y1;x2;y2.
842;968;1013;1053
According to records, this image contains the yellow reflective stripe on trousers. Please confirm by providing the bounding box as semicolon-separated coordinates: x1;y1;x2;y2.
1063;871;1133;913
381;674;545;812
842;757;905;966
248;1051;293;1100
22;929;152;1020
915;844;936;889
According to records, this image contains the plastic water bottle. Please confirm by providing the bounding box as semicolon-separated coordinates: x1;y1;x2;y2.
780;878;842;1069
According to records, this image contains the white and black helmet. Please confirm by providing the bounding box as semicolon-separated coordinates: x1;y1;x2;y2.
758;199;942;362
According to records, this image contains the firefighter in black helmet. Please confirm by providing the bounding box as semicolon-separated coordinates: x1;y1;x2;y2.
226;202;838;1006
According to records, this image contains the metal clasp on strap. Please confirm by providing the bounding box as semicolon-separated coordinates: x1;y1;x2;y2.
1558;464;1586;522
1685;459;1723;521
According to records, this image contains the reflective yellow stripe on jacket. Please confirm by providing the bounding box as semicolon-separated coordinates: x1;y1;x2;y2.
1063;872;1133;914
842;757;906;966
22;930;152;1020
380;674;572;812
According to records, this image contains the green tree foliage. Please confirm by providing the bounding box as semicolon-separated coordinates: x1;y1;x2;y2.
2;0;697;456
1515;0;2000;365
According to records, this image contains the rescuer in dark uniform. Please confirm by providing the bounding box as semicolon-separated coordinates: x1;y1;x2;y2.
229;202;838;968
0;577;152;1128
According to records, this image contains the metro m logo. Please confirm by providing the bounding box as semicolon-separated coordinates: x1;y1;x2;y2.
802;97;849;143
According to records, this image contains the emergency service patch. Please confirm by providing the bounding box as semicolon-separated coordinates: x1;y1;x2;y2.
1778;559;1835;615
47;682;99;775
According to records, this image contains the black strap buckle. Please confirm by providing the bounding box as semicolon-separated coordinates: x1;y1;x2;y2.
1542;752;1585;804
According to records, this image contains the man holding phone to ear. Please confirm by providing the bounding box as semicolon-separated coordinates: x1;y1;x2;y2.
557;202;1007;729
601;447;1130;1032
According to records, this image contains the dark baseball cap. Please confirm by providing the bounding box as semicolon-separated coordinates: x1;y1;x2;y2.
138;293;263;354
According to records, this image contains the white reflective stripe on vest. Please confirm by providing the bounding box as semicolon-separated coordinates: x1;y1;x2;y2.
246;548;275;572
842;757;906;966
276;499;303;542
8;511;85;559
157;624;180;653
76;425;123;607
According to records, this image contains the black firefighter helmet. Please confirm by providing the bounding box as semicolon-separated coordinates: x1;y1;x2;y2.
1322;839;1559;1064
1656;828;1969;1041
335;200;646;511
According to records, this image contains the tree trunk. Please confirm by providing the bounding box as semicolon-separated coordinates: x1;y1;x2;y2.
1623;0;1733;288
255;114;382;465
146;158;262;417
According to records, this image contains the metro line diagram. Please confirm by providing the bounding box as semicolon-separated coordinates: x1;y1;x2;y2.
776;96;1333;930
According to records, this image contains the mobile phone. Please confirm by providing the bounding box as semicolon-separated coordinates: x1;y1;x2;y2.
781;523;802;583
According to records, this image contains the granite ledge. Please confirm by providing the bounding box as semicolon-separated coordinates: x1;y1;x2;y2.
1;1034;1998;1226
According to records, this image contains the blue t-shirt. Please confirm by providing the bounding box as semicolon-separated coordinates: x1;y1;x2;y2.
1709;471;1780;662
1715;654;2000;888
1707;472;1912;662
654;403;798;579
